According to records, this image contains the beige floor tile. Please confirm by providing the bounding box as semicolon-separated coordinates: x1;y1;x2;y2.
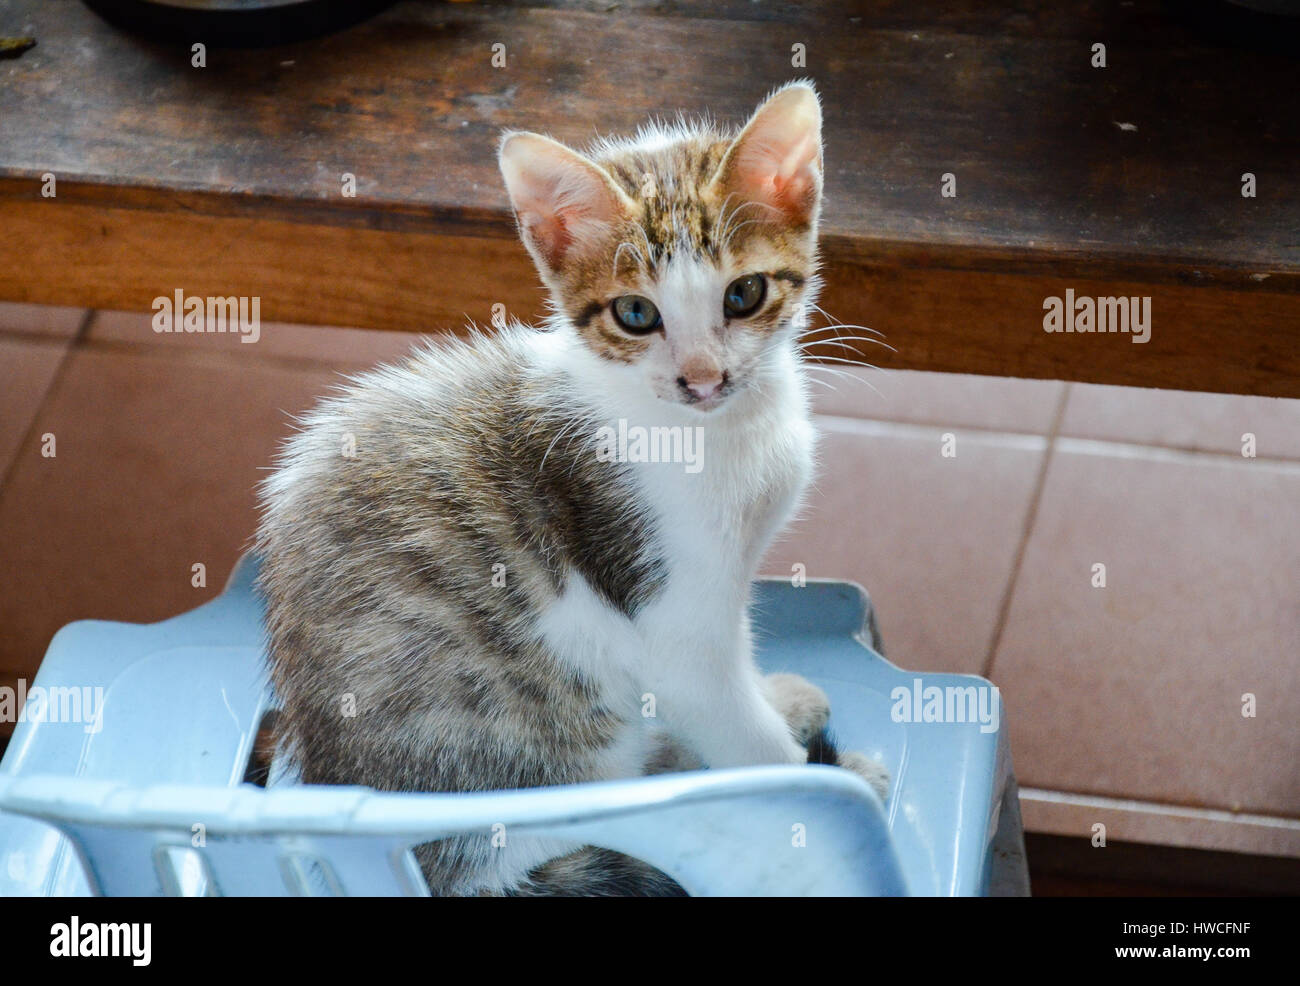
0;336;71;478
761;418;1048;674
810;365;1066;434
1061;381;1300;460
89;309;422;370
0;347;341;677
0;302;87;339
990;441;1300;817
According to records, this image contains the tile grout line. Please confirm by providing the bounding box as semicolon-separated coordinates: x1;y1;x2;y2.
0;310;94;499
1019;786;1300;829
980;383;1072;680
73;309;95;343
817;410;1300;466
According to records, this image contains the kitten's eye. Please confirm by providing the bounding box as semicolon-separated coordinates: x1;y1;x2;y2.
723;273;766;318
611;295;662;334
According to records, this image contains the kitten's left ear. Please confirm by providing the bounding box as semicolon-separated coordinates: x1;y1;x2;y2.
499;132;635;277
711;82;823;226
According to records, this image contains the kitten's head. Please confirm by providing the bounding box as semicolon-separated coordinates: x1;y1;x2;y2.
500;82;823;412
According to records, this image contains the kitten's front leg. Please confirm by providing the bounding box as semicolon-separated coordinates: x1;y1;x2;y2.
762;674;890;799
647;643;808;769
649;648;891;799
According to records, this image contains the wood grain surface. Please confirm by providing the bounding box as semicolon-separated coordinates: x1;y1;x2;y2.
1;0;1296;394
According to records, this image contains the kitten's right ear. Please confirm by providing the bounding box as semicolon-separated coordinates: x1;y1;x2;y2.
711;82;823;228
499;132;634;276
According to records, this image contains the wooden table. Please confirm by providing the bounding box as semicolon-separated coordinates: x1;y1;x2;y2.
2;0;1297;396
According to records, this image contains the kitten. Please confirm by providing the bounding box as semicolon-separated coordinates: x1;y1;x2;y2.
257;81;888;897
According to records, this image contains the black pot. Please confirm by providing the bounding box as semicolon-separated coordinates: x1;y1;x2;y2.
83;0;397;48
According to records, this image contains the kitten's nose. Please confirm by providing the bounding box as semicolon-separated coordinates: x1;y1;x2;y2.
677;370;727;401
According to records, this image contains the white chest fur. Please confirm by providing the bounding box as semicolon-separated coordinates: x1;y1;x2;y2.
533;336;815;770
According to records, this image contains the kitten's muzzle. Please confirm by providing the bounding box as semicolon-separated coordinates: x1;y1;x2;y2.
677;369;729;407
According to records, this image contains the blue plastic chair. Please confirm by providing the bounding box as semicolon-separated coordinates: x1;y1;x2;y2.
0;555;1028;896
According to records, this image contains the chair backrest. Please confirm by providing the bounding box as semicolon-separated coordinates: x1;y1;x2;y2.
0;555;904;895
0;766;904;896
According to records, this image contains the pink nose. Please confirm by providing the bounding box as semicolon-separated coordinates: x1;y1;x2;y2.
679;372;726;400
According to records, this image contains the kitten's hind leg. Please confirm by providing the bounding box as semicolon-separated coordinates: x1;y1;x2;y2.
838;750;890;802
643;731;704;775
762;672;831;744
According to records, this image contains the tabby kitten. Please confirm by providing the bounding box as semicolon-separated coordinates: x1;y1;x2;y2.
257;82;887;897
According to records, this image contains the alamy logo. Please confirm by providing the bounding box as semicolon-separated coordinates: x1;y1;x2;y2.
50;917;151;966
0;679;103;734
1043;289;1151;343
890;678;1000;734
595;419;704;474
152;289;261;343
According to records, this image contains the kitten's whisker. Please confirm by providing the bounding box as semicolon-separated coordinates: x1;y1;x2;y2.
803;353;886;370
717;191;740;227
804;375;842;394
720;217;772;251
801;362;866;379
717;198;739;237
807;304;888;341
802;362;887;401
718;198;780;251
801;359;874;377
798;336;888;350
800;326;894;346
800;316;894;351
801;319;887;341
632;222;656;265
724;206;779;250
805;369;889;402
612;240;645;279
800;341;899;360
798;336;898;354
800;369;883;405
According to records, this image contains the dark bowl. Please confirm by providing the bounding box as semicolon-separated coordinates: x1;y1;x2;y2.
83;0;397;47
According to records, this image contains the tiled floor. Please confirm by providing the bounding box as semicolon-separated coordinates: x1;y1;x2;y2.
1;303;1297;866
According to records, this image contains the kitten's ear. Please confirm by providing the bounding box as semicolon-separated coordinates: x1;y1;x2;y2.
499;132;634;275
712;83;823;226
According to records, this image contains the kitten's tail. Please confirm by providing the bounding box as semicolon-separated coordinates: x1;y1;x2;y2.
507;735;692;895
805;725;843;767
510;847;688;897
509;729;859;897
808;726;891;801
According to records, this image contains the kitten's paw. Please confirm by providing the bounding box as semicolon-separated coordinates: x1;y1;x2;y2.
839;751;890;802
763;672;831;745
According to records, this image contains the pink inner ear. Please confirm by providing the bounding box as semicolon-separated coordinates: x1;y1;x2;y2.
524;211;573;268
511;172;581;267
735;134;819;219
525;185;613;267
720;88;823;223
501;134;629;271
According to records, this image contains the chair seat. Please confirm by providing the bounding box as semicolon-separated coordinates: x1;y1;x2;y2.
0;554;1026;896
